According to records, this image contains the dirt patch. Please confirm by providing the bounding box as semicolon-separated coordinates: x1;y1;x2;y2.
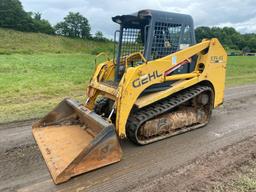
0;85;256;192
221;93;256;114
126;136;256;192
0;119;36;130
0;143;47;192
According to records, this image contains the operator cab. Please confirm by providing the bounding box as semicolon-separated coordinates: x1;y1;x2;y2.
113;9;196;81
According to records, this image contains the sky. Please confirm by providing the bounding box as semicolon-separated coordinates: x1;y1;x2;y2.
20;0;256;37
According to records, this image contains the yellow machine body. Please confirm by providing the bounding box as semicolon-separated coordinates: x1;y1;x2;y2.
32;9;227;184
87;38;227;138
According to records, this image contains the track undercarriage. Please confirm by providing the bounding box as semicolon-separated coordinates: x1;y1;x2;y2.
126;85;213;145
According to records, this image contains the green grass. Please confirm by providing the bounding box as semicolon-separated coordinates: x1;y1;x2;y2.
234;176;256;191
0;28;114;123
0;53;96;123
215;162;256;192
232;162;256;192
226;56;256;86
0;54;256;123
6;29;256;123
0;28;113;55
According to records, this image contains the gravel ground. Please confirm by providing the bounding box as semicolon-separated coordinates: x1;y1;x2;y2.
0;84;256;192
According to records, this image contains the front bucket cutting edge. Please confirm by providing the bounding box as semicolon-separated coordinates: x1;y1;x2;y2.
32;98;122;184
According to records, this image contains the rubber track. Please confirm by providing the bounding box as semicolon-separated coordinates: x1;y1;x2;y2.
126;85;212;145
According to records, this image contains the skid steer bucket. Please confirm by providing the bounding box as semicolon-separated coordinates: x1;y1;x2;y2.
32;99;122;184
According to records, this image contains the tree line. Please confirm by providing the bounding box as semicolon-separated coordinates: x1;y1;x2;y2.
195;26;256;53
0;0;54;34
0;0;107;40
1;0;256;52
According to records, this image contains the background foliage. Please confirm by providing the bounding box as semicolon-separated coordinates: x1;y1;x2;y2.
195;26;256;53
1;0;256;53
55;12;91;39
0;0;54;34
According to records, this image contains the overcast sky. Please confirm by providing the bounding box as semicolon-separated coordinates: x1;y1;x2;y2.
20;0;256;37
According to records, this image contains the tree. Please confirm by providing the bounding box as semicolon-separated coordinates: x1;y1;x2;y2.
0;0;34;31
55;22;69;36
55;12;91;39
33;18;54;34
94;31;107;41
34;12;42;21
195;26;256;52
0;0;54;34
195;26;212;42
95;31;103;39
32;12;54;34
242;46;251;54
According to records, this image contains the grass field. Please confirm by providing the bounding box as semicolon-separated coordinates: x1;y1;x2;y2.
0;53;96;123
226;56;256;86
0;28;255;123
0;54;255;123
0;28;113;55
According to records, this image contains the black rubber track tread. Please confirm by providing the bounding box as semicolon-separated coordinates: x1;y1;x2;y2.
126;85;212;145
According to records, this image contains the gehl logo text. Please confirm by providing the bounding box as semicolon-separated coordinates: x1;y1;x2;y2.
132;71;162;88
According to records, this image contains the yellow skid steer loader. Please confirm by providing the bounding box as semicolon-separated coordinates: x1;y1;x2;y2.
33;9;227;184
